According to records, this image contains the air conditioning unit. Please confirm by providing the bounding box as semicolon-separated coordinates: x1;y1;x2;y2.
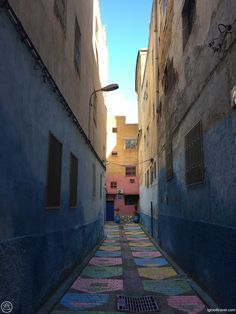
117;189;123;194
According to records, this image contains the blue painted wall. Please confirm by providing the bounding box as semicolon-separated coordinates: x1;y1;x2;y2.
142;114;236;308
0;10;104;313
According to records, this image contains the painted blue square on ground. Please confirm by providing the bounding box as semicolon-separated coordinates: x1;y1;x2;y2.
134;257;168;267
60;293;109;310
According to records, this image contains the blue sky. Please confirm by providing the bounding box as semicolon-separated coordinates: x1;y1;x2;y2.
100;0;153;122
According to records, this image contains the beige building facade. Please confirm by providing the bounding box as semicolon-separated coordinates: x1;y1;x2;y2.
135;0;159;238
8;0;108;158
106;116;139;219
137;0;236;307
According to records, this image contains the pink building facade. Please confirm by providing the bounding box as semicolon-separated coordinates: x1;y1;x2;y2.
106;175;139;216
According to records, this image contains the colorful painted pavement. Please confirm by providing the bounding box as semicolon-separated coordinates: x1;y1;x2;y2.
134;257;168;267
51;223;208;313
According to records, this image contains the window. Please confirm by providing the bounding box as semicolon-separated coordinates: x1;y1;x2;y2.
124;138;137;149
112;127;117;133
147;169;149;188
162;0;166;16
92;163;96;196
111;181;117;188
69;153;78;208
150;166;154;185
154;161;157;179
54;0;67;31
124;195;139;205
185;121;204;185
125;166;136;176
182;0;196;49
74;19;81;74
100;173;102;199
166;139;173;181
130;179;135;184
146;127;149;147
93;91;97;126
46;133;62;207
111;151;118;156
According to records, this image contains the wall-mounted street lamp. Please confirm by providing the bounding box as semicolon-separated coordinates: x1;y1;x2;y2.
88;83;119;140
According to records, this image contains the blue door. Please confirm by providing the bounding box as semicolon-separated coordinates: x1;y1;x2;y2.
106;201;114;221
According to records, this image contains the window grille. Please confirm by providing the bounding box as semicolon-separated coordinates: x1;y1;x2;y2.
185;121;204;185
112;151;118;156
111;181;117;188
74;19;81;74
46;133;62;207
54;0;67;31
124;195;139;205
92;163;96;196
125;166;136;176
182;0;196;49
112;127;117;133
69;153;78;207
124;138;137;149
100;174;102;199
166;139;173;181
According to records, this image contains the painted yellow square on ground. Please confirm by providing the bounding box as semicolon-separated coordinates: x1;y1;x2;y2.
99;246;121;251
138;267;177;280
129;242;154;247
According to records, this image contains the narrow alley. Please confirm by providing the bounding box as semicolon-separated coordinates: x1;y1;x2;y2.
48;223;211;313
0;0;236;313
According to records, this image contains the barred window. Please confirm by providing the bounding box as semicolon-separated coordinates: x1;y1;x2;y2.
147;169;149;188
69;153;78;208
54;0;67;31
111;181;117;188
124;138;137;149
125;166;136;176
46;133;62;208
74;19;81;75
92;163;96;196
166;139;173;181
182;0;196;49
124;195;139;205
185;121;204;185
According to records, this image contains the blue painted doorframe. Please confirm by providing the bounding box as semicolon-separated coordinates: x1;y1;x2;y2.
106;201;114;221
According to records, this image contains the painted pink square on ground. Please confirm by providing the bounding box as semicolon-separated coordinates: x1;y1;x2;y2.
71;278;123;293
89;257;122;266
167;295;205;314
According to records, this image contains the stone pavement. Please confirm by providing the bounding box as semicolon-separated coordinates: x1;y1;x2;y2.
50;223;209;314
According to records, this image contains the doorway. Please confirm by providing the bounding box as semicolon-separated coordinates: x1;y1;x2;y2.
106;200;114;221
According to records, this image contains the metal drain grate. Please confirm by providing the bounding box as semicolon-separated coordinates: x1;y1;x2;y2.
117;295;159;312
